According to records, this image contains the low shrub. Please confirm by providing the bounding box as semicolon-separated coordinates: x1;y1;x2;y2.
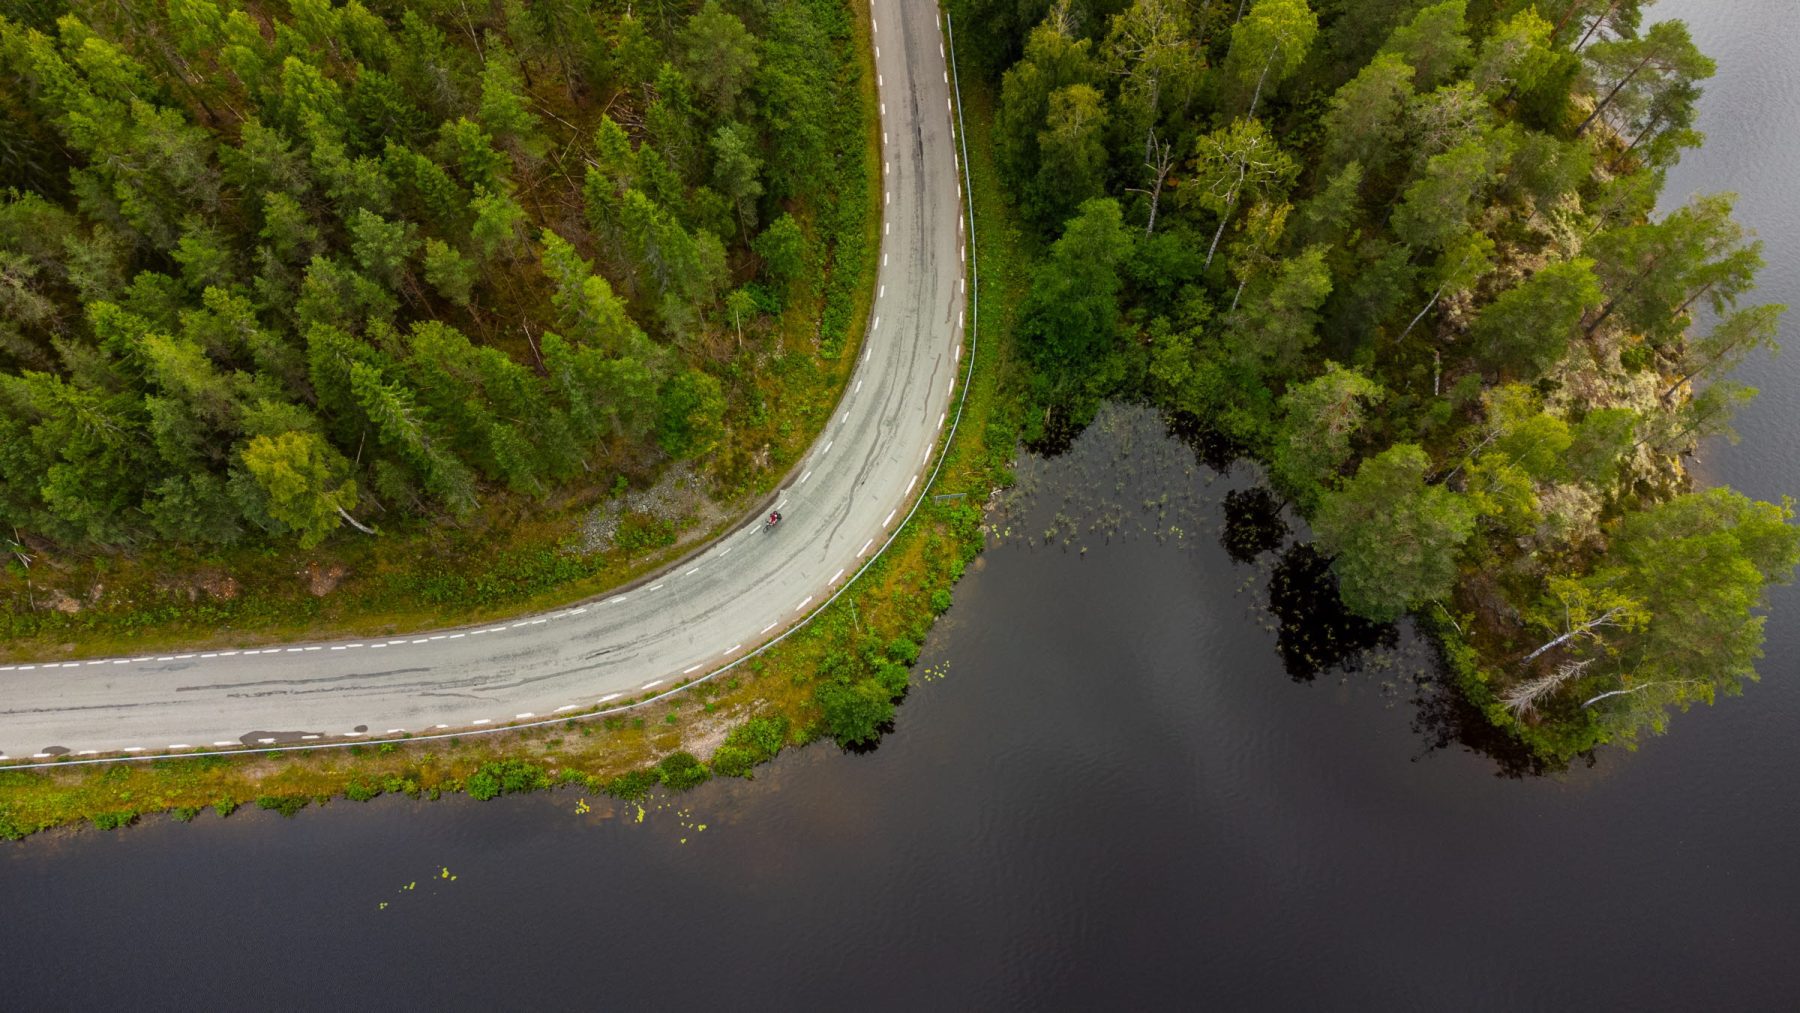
465;759;550;801
656;751;710;790
614;512;679;554
710;745;758;778
815;677;896;748
886;636;921;666
88;811;136;831
255;795;308;818
729;715;790;758
603;769;659;801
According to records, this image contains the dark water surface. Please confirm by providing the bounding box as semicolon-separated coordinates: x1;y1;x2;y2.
6;5;1800;1009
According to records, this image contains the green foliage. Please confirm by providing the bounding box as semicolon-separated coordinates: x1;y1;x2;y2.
1470;259;1603;375
88;810;137;831
255;794;308;818
1221;0;1319;118
1314;444;1477;622
1017;198;1132;412
613;512;677;554
995;12;1104;231
655;751;711;790
656;369;726;460
1271;363;1384;507
465;759;550;801
1380;1;1471;91
1579;490;1800;742
239;431;358;548
815;676;898;748
603;768;659;801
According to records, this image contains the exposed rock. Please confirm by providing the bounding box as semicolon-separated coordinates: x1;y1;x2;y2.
304;562;346;597
578;462;716;553
45;589;81;614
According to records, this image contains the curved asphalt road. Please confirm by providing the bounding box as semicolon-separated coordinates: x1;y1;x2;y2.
0;0;966;762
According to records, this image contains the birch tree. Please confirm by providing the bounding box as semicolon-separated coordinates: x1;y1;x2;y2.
1103;0;1202;166
1188;117;1296;271
1220;0;1318;120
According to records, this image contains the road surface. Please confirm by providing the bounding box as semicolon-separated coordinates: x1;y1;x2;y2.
0;0;967;762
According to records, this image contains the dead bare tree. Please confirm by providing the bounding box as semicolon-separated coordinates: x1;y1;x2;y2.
1125;133;1178;235
1522;601;1639;663
1582;678;1705;709
1503;659;1593;718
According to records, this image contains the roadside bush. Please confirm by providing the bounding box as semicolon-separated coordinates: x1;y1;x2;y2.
730;715;790;758
0;809;26;841
710;745;758;778
614;512;679;554
713;712;794;778
255;795;308;818
656;751;710;790
930;589;953;614
604;769;659;801
465;759;550;801
345;780;381;802
873;661;910;697
170;807;201;823
886;636;921;666
89;811;136;831
815;677;896;747
381;776;419;796
212;798;237;819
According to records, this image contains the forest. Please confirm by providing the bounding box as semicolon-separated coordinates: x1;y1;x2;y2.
954;0;1799;760
0;0;864;557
